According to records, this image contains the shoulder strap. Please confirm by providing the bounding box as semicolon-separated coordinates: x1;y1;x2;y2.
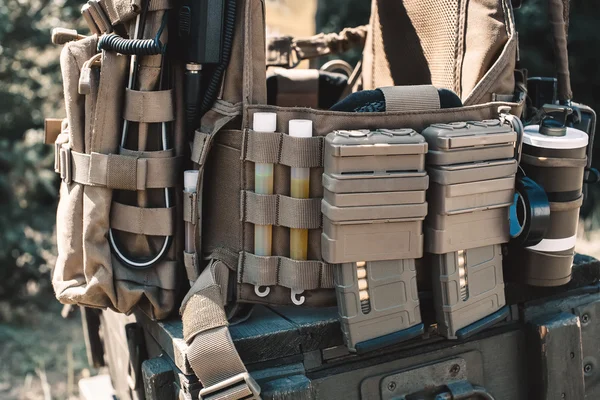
181;261;261;400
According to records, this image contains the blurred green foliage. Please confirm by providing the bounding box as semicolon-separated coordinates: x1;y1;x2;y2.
0;0;82;315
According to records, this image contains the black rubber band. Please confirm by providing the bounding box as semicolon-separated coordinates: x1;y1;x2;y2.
546;189;583;202
510;175;551;247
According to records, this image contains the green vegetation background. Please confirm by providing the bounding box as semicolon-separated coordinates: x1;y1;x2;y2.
1;0;599;323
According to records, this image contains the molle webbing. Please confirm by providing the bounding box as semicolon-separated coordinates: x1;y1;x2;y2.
110;202;175;236
244;130;324;168
124;89;175;123
241;191;322;230
58;148;181;190
239;252;334;290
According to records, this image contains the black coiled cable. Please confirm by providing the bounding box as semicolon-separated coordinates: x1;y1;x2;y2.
199;0;236;116
98;13;168;56
98;34;164;55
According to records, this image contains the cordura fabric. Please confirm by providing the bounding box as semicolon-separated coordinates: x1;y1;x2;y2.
362;0;518;105
179;0;524;396
52;8;185;320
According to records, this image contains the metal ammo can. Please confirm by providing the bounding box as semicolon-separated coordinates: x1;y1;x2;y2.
517;110;588;286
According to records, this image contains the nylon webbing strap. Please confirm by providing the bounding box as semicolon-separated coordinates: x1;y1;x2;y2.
521;153;587;168
124;89;174;123
208;248;240;272
106;153;137;190
182;262;259;398
245;130;323;168
110;202;175;236
280;133;323;168
182;284;228;340
241;191;322;229
183;251;199;282
183;191;197;224
240;252;335;290
68;150;180;189
379;85;440;112
187;327;248;387
191;130;211;165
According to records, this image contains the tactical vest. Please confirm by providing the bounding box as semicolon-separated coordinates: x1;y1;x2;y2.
47;0;528;398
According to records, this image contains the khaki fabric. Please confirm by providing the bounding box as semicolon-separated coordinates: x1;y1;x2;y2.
53;9;183;320
380;85;441;111
362;0;517;104
181;0;524;394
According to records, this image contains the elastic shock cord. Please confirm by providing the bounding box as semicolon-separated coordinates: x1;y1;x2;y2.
97;12;168;56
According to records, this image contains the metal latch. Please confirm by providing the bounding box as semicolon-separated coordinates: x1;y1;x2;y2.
199;372;261;400
435;380;495;400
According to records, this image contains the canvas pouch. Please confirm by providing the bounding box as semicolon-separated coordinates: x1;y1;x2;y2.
51;8;184;320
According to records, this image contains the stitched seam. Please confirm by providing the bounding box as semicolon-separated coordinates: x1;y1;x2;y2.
276;257;281;286
275;194;281;229
276;132;284;165
318;262;323;289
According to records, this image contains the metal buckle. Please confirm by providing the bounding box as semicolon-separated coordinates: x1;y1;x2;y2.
58;145;72;184
199;373;261;400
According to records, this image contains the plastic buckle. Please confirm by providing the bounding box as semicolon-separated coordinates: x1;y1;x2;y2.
199;373;261;400
58;146;72;184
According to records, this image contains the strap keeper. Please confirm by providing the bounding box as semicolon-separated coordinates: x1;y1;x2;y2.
199;372;261;400
58;145;72;184
183;191;197;224
191;130;211;165
184;251;199;282
54;133;69;174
